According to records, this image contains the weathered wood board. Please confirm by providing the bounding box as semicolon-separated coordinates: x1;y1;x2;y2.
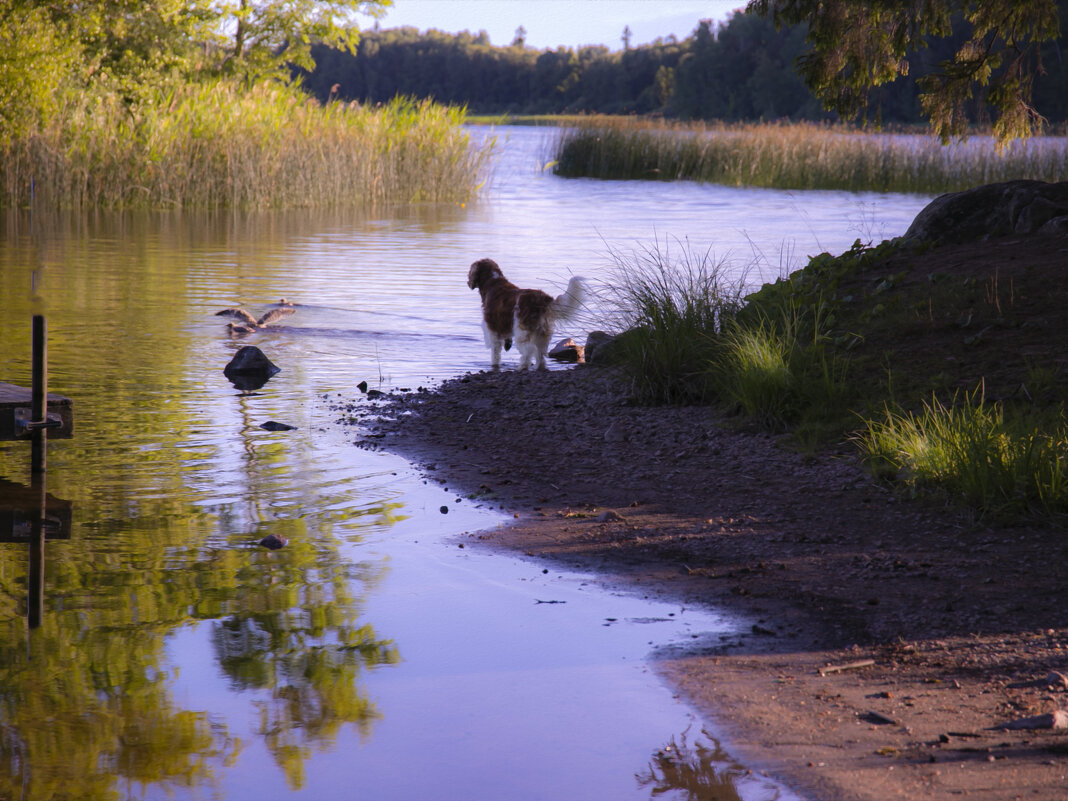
0;381;74;441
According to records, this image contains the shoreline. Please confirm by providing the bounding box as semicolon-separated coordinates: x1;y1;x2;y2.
349;366;1067;801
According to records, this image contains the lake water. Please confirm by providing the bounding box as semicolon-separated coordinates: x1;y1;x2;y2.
0;126;931;800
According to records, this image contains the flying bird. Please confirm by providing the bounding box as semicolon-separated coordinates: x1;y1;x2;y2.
216;306;295;335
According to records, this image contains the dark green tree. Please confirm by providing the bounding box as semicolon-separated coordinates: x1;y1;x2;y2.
747;0;1062;142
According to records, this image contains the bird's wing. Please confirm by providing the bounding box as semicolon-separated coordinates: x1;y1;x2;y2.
256;307;296;326
216;308;257;325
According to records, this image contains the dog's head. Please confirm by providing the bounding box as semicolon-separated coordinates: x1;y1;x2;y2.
468;258;503;291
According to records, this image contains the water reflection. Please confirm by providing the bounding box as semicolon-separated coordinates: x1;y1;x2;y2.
638;729;784;801
0;127;920;799
0;477;72;629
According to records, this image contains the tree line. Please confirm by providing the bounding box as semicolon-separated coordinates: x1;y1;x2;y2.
304;5;1068;130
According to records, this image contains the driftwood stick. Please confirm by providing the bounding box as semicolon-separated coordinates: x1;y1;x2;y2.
819;659;876;676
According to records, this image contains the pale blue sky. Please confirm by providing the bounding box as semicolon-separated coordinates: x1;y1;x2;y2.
358;1;748;50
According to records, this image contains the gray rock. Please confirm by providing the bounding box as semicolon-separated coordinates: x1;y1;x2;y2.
585;330;627;365
604;420;628;442
903;180;1068;245
999;709;1068;730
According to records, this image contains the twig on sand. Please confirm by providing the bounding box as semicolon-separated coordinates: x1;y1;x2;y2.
819;659;876;676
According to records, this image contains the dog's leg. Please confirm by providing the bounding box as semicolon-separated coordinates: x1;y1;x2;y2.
516;340;533;370
483;322;504;368
534;332;551;370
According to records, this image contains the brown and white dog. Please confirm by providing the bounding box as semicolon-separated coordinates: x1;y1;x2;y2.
467;258;584;370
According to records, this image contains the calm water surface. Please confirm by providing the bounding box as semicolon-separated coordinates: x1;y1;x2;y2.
0;127;930;800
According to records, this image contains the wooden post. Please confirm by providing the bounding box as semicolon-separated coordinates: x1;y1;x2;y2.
31;315;46;473
27;490;45;630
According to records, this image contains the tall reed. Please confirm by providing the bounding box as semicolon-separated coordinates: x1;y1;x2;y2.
855;389;1068;520
597;238;745;404
1;81;494;209
553;118;1068;194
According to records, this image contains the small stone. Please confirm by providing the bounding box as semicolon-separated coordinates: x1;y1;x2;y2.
260;421;296;431
1046;671;1068;691
548;338;584;363
595;509;626;523
440;505;449;514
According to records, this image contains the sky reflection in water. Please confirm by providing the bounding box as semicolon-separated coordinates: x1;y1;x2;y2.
0;126;929;799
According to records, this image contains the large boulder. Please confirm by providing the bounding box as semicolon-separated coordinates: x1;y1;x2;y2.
903;180;1068;245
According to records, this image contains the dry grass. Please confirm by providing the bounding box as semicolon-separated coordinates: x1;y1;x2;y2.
553;118;1068;194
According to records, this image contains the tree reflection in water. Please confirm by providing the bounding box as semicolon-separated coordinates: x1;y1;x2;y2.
0;504;397;799
211;554;399;791
636;727;785;801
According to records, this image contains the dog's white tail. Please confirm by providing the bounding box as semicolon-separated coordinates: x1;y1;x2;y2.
550;276;585;321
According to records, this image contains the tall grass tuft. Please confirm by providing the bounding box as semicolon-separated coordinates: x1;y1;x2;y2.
598;237;853;426
712;310;852;435
854;388;1068;520
598;238;745;404
553;117;1068;194
1;81;494;209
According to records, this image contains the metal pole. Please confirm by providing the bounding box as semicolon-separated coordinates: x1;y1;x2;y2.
31;315;46;474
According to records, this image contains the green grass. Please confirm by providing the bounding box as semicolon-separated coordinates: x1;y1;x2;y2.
597;238;745;404
553;117;1068;194
598;235;1066;521
1;81;494;209
854;389;1068;521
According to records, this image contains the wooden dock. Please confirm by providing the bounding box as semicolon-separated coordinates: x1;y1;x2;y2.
0;381;74;441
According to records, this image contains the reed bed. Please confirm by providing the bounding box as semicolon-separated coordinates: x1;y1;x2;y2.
553;118;1068;194
1;82;493;209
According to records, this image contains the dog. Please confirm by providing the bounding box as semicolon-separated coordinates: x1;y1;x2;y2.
467;258;584;370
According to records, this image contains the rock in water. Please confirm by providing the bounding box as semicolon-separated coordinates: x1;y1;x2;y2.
224;346;280;377
260;421;296;431
259;534;288;550
549;338;585;363
224;346;280;391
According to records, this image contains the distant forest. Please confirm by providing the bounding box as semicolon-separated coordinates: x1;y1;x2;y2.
304;7;1068;127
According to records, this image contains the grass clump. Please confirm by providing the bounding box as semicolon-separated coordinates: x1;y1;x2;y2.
855;389;1068;521
1;82;493;209
553;117;1068;194
597;239;852;436
598;238;744;404
599;231;1067;522
714;315;852;438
